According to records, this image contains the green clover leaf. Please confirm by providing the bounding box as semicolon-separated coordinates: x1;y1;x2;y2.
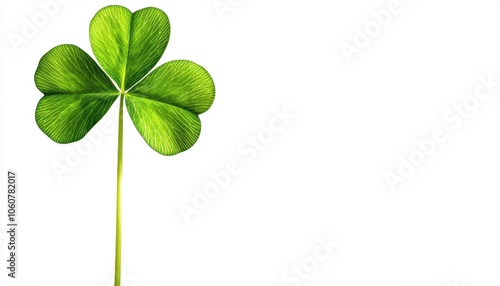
34;6;215;286
35;5;215;156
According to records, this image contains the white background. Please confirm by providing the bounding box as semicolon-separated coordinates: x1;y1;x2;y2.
1;0;500;285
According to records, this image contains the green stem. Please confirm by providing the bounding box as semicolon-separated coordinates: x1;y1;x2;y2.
115;94;124;286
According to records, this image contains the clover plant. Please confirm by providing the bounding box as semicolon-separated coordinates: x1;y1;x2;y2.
34;5;215;285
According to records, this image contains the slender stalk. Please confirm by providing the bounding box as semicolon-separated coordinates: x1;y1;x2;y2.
115;94;124;286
